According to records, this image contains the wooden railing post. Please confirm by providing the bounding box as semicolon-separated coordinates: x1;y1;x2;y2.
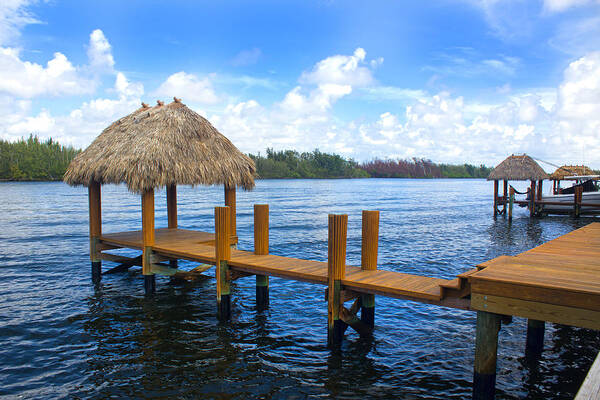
254;204;270;311
508;187;515;222
502;180;508;214
493;180;499;217
327;214;347;348
215;206;232;321
88;180;102;283
142;188;155;294
224;185;237;242
167;184;178;268
473;311;501;400
361;210;379;330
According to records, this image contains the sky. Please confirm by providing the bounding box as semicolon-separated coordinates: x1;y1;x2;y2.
0;0;599;168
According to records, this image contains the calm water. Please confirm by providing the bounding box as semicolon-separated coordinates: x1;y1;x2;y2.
0;179;599;399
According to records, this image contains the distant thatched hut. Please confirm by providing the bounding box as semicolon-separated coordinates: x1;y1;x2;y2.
487;154;549;217
549;165;594;194
64;98;256;293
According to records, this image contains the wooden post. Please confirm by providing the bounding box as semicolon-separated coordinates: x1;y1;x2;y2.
88;181;102;283
142;189;155;294
224;186;237;241
254;204;269;311
529;180;536;218
473;311;502;400
537;180;543;201
328;214;347;348
525;319;545;359
553;180;557;195
508;187;515;222
215;206;232;321
493;180;499;217
575;186;583;218
167;184;178;268
502;180;508;214
360;210;379;331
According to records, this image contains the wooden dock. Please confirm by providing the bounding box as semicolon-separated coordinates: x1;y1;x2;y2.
94;204;600;400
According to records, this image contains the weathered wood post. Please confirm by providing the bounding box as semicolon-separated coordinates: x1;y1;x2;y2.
167;184;177;268
502;180;508;214
224;185;237;242
508;187;515;222
142;188;155;294
215;206;232;321
328;214;348;348
89;180;102;283
361;210;379;330
529;180;536;218
473;311;502;400
493;180;499;217
525;319;545;359
254;204;269;311
574;186;583;218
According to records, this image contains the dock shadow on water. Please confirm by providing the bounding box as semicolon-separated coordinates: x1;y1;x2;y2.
0;179;598;399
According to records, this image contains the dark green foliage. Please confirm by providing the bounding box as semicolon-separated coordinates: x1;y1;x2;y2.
360;158;492;179
250;148;369;179
0;135;80;181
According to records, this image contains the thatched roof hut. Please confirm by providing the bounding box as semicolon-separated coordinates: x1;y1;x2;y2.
64;99;256;193
549;165;593;180
487;154;549;181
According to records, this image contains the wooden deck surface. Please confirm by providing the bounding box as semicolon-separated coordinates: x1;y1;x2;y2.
470;222;600;329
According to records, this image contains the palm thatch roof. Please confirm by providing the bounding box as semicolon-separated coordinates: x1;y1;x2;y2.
64;99;256;193
487;154;549;181
549;165;593;180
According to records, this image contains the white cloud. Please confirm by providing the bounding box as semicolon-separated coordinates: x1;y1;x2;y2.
231;48;261;66
153;71;220;104
87;29;115;73
300;48;378;87
544;0;599;12
0;0;39;46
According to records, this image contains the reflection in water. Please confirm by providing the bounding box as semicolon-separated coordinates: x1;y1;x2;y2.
0;180;598;399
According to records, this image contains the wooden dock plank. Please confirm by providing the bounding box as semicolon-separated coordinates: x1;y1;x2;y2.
576;351;600;400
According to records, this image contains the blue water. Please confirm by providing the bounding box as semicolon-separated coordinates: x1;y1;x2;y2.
0;179;598;399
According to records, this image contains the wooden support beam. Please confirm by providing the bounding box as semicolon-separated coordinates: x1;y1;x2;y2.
503;180;508;214
508;187;514;222
88;180;102;283
360;210;379;331
167;184;178;269
215;206;232;321
529;180;536;218
493;180;499;217
575;186;583;218
142;189;155;294
224;186;237;240
254;204;269;311
327;214;347;348
473;311;502;400
525;319;545;359
537;180;543;202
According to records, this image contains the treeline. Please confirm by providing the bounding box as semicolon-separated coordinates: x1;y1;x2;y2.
0;135;79;181
249;148;369;179
360;158;492;178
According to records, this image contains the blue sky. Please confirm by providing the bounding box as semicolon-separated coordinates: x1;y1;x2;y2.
1;0;599;167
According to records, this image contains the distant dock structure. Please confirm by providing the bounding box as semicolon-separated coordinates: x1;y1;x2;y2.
64;106;600;399
489;154;600;218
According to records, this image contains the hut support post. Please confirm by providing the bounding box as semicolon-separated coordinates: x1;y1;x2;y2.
360;210;379;331
328;214;348;348
224;186;237;245
493;180;499;217
508;187;514;222
142;189;155;294
167;184;178;268
525;319;545;359
254;204;269;311
529;180;536;218
473;311;502;400
574;186;583;218
502;180;508;214
215;206;232;321
89;181;102;283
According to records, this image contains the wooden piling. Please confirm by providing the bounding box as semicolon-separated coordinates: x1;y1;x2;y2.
493;180;499;217
525;319;545;359
88;181;102;283
142;189;155;294
254;204;269;311
529;180;536;218
575;186;583;218
503;180;508;214
473;311;502;400
224;186;237;240
360;210;379;330
328;214;348;347
215;206;232;321
508;187;514;222
167;184;178;268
